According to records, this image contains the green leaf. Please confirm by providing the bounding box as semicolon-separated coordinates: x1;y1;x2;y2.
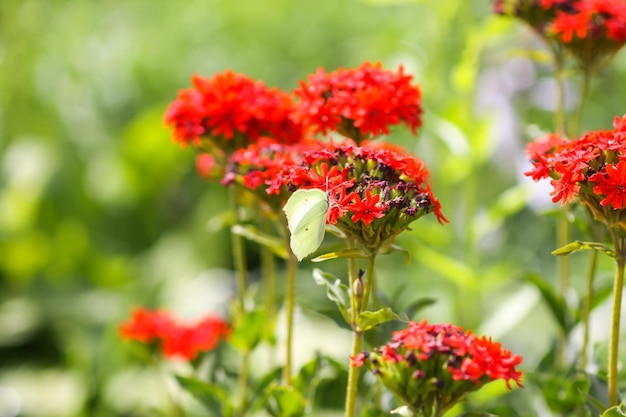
263;384;306;417
228;305;272;352
312;268;351;325
311;248;368;262
551;240;616;258
293;352;323;403
455;413;497;417
357;308;401;332
601;406;626;417
175;375;234;417
248;367;283;413
231;224;287;259
522;273;573;335
377;243;411;265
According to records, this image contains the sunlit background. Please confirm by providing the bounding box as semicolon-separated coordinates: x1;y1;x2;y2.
2;0;626;416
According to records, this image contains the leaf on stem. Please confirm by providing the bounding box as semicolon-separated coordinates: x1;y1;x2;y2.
551;240;617;258
357;308;402;332
232;224;287;259
311;248;368;262
263;384;306;417
601;406;626;417
377;243;411;265
175;375;234;417
312;268;351;325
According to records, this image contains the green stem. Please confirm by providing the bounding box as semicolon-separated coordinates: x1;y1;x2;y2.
361;254;376;312
608;231;625;406
556;213;570;366
550;43;567;136
581;249;597;370
229;186;249;416
230;187;248;309
261;220;277;330
284;250;298;386
237;351;250;417
570;67;592;138
345;238;361;417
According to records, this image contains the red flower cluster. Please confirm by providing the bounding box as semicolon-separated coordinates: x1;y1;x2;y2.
221;138;322;212
351;320;523;415
526;114;626;228
293;62;423;142
281;141;446;251
164;71;304;151
495;0;626;65
526;114;626;207
551;0;626;44
119;308;230;361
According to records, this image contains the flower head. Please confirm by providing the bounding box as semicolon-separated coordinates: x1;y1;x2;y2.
164;71;305;154
495;0;626;68
352;320;523;416
120;308;230;361
282;140;447;252
525;114;626;230
293;62;423;143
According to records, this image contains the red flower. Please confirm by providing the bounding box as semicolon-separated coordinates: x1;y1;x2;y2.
589;160;626;209
348;190;386;225
196;153;217;179
293;62;423;142
119;308;175;343
119;308;229;361
552;9;592;42
165;71;305;150
350;352;368;367
353;319;523;416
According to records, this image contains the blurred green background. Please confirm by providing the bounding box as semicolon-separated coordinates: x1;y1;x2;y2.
2;0;626;416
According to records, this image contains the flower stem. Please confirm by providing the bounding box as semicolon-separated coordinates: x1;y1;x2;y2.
261;219;277;331
608;231;625;406
361;254;376;312
229;186;249;416
236;351;250;417
581;249;597;370
230;186;248;309
345;238;361;417
551;44;567;136
556;213;570;366
284;249;298;386
570;67;592;138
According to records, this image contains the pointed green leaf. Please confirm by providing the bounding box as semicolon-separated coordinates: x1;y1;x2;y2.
601;406;626;417
228;306;272;352
312;268;351;325
232;224;287;259
378;244;411;265
248;367;283;413
357;308;401;332
175;375;234;417
552;240;616;258
311;248;368;262
522;273;573;335
263;384;306;417
293;352;323;403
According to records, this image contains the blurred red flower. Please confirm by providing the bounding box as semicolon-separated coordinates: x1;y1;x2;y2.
120;308;230;361
293;62;423;142
165;71;304;151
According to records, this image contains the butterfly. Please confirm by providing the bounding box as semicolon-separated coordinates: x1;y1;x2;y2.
283;188;329;261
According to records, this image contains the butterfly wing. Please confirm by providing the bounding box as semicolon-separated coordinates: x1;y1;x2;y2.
283;189;329;261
